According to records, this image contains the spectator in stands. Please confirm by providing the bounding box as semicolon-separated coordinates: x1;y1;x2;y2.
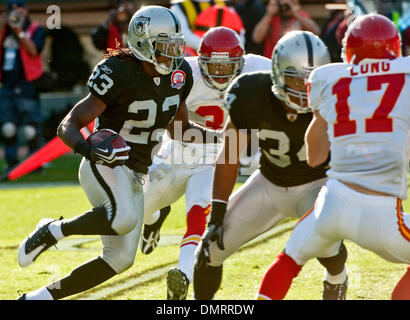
91;0;135;52
170;0;231;54
320;0;346;62
234;0;265;55
252;0;320;58
0;0;46;177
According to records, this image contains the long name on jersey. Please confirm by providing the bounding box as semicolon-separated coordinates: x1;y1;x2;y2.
309;57;410;199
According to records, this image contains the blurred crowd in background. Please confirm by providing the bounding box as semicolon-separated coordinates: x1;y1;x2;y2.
0;0;409;178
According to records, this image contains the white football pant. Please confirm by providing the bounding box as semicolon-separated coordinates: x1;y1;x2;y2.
285;178;410;266
205;169;327;266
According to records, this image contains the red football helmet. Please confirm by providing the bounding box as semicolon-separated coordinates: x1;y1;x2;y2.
342;13;401;64
198;26;244;91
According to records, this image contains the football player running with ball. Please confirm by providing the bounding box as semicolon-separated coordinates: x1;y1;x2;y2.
257;14;410;300
16;6;217;300
140;27;271;300
194;30;349;300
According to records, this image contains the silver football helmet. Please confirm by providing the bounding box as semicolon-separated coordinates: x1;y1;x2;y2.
271;31;330;113
127;6;185;75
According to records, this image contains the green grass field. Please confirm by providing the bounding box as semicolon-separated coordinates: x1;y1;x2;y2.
0;155;409;300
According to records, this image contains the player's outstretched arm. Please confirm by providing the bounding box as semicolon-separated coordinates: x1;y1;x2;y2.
305;110;330;167
197;118;249;265
212;118;249;202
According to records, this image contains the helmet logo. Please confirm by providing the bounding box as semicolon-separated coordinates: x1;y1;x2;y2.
170;70;186;89
133;16;150;37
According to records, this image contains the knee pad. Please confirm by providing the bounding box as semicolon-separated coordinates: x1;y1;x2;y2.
22;125;37;141
102;246;137;274
1;122;17;139
110;205;138;235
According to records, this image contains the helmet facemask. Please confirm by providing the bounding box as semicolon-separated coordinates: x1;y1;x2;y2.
283;67;312;113
199;53;244;91
272;64;313;113
127;6;186;76
271;31;331;114
151;34;185;75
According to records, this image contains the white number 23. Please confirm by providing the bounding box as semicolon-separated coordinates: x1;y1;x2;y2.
87;67;114;95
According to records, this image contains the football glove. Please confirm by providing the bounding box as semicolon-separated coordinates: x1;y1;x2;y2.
196;200;227;268
75;136;130;168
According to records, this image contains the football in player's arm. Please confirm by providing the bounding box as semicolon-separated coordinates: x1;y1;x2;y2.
16;6;218;301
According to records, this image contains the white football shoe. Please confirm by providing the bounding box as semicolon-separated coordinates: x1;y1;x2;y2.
18;218;58;268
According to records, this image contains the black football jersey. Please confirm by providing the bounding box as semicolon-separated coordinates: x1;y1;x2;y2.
226;71;327;187
87;56;193;173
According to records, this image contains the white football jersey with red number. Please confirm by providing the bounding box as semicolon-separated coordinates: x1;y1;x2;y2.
185;54;271;130
308;57;410;199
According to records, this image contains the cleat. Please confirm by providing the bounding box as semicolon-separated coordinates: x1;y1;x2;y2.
322;277;348;300
166;268;189;300
16;293;26;300
141;206;171;254
18;218;58;268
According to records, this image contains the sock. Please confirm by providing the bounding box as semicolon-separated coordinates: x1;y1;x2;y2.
61;207;117;236
47;257;117;300
257;252;302;300
48;220;65;241
324;266;347;285
25;287;53;300
178;245;196;283
179;205;209;283
193;263;223;300
392;266;410;300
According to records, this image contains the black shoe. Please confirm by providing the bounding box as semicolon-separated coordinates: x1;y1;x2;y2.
141;206;171;255
322;277;348;300
166;268;189;300
18;218;59;268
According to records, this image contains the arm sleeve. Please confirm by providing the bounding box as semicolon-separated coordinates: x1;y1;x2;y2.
87;59;124;106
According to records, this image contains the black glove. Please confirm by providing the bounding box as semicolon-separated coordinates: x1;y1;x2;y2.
196;201;227;268
74;136;130;169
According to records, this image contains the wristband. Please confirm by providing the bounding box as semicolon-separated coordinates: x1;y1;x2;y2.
74;140;91;160
209;200;227;226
